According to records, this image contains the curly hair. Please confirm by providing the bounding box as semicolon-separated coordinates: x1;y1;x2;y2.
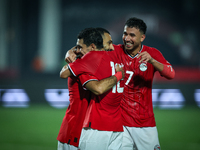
77;28;103;49
125;17;147;34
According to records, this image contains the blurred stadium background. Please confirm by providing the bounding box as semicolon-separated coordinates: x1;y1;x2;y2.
0;0;200;149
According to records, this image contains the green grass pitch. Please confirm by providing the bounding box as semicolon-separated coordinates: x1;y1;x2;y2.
0;105;200;150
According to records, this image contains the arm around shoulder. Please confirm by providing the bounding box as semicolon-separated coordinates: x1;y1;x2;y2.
85;75;118;95
84;65;124;95
60;65;72;79
84;71;123;95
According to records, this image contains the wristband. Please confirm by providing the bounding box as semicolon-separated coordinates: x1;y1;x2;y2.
114;71;123;82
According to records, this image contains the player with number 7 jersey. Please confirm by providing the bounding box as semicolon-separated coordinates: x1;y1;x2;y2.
68;50;124;149
114;44;174;127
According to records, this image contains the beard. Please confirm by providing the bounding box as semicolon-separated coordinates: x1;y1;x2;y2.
124;42;140;51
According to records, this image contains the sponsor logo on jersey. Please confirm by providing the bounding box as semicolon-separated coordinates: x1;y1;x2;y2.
139;63;147;71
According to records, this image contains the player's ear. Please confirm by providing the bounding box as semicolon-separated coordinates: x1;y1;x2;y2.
141;34;146;42
90;43;97;51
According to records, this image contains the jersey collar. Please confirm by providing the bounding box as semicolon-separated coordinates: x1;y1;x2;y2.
125;45;143;59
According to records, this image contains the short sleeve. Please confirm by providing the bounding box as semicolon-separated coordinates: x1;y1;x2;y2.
79;74;98;89
68;51;103;76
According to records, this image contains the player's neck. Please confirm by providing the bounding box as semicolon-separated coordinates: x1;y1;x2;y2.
127;46;141;57
95;48;104;51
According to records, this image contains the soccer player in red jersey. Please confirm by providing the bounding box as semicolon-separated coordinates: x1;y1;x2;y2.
57;28;103;150
57;28;124;150
68;48;124;150
61;29;125;150
113;17;175;150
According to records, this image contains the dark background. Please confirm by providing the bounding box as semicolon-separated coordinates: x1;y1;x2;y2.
0;0;200;108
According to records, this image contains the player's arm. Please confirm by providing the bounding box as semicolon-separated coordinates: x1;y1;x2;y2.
137;51;175;79
84;65;124;95
60;64;72;78
149;59;175;79
60;46;81;78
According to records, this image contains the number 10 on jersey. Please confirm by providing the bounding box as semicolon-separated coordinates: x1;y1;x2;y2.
110;61;124;93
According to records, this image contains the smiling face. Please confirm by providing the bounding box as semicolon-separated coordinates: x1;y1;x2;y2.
122;25;145;56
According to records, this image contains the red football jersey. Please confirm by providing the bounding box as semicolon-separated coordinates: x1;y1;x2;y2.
69;51;124;132
114;44;172;127
57;74;97;147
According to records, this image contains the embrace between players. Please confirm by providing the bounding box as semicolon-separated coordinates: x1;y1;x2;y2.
57;17;175;150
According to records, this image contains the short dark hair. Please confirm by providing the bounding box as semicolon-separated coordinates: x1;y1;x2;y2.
125;17;147;34
96;27;110;36
77;28;103;49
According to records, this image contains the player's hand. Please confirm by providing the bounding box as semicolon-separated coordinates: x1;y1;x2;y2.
115;64;125;79
137;51;154;64
65;46;77;63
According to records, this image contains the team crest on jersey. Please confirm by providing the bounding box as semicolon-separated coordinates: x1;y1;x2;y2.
139;63;147;71
154;145;160;150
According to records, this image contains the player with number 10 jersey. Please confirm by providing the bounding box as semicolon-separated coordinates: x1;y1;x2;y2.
69;50;124;132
